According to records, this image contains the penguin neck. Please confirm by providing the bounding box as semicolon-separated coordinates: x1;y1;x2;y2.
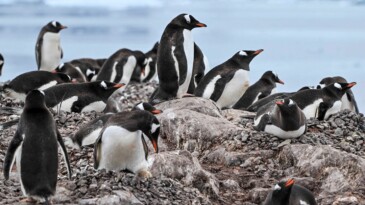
323;87;344;99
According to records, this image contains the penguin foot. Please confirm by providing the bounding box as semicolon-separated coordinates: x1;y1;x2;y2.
20;197;37;204
137;169;152;179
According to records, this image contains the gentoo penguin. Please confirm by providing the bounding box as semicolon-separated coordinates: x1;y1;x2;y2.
140;42;159;83
263;178;317;205
68;102;162;149
54;63;88;83
319;76;359;113
2;71;72;101
94;110;160;178
96;49;146;85
0;53;4;76
44;81;125;113
253;98;307;139
290;82;356;120
233;71;284;110
187;43;209;94
36;21;67;71
194;49;263;109
246;86;316;112
149;14;207;104
68;58;106;81
3;90;72;204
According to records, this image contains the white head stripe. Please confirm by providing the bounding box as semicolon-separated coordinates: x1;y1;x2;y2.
136;102;144;110
184;14;191;23
239;51;247;56
59;63;64;68
289;99;294;105
274;184;281;190
319;84;325;88
100;81;107;88
151;123;160;133
334;83;342;89
86;69;95;76
52;21;57;27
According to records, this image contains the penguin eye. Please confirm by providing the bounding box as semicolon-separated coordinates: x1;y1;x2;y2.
334;83;342;90
239;51;247;56
184;14;191;24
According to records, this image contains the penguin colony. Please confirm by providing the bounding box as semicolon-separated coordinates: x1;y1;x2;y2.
0;13;360;204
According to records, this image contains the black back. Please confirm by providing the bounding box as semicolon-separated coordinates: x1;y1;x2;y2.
3;71;71;94
233;71;283;109
194;49;263;97
0;53;4;76
150;14;206;104
43;81;122;111
187;43;207;94
69;58;105;81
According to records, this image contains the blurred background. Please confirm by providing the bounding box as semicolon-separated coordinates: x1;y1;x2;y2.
0;0;364;112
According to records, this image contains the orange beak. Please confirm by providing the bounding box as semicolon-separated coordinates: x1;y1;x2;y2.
113;83;125;88
285;178;295;187
278;80;285;84
347;82;356;88
152;139;158;153
71;79;78;83
275;100;284;105
253;49;264;55
60;25;68;29
151;109;162;115
195;23;207;27
51;70;57;73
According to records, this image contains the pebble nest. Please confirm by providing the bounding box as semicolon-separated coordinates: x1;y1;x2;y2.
0;81;365;204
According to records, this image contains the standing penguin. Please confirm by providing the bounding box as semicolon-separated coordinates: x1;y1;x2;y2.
96;49;146;86
0;53;4;76
263;178;317;205
194;49;263;109
3;90;72;204
36;21;67;71
94;110;160;178
233;71;284;110
68;102;162;149
290;82;356;120
149;14;207;104
44;81;125;113
140;42;159;83
253;98;307;139
187;43;209;94
318;76;359;113
2;71;72;101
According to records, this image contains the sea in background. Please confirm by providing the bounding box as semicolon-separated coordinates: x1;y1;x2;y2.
0;0;364;112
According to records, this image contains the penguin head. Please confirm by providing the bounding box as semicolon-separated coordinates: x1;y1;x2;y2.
142;116;160;153
0;53;4;76
263;71;284;85
133;102;163;115
170;14;207;30
45;21;67;33
53;63;84;83
55;72;73;83
271;178;295;204
324;82;356;97
319;76;348;86
24;90;46;109
96;81;125;90
133;50;147;68
233;49;263;69
275;98;299;113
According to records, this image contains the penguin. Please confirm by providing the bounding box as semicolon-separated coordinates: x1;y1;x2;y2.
233;71;284;110
290;82;356;120
96;49;146;85
54;63;88;83
3;90;72;204
93;110;160;178
2;71;72;101
194;49;263;109
68;102;162;149
263;178;317;205
318;76;359;113
140;42;159;83
44;81;125;113
35;21;67;71
253;98;307;139
68;58;106;81
187;43;209;94
0;53;4;76
149;14;207;104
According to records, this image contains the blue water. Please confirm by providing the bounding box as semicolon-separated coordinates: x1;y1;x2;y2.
0;1;364;112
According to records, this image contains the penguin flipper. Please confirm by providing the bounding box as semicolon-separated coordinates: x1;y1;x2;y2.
253;114;271;131
210;76;231;102
141;134;149;160
35;38;43;69
346;91;359;113
317;102;329;121
4;131;23;180
57;130;72;179
93;129;105;169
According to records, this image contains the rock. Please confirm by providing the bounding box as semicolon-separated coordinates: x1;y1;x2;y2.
113;190;143;205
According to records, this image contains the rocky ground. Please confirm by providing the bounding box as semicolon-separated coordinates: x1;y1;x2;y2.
0;81;365;205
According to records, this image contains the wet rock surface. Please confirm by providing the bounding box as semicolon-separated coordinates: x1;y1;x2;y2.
0;82;365;204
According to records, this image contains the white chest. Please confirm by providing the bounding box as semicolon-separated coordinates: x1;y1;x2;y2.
341;94;355;112
82;101;106;113
53;96;78;112
120;56;137;85
216;69;250;108
40;32;62;71
324;100;342;120
301;99;323;119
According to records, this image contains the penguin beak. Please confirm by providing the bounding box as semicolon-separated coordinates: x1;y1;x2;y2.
277;80;285;84
51;69;57;73
346;82;356;88
113;83;125;88
285;178;295;187
275;100;284;105
195;23;207;27
141;67;145;76
151;109;163;115
60;25;68;29
152;139;159;153
253;49;264;55
71;79;78;83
